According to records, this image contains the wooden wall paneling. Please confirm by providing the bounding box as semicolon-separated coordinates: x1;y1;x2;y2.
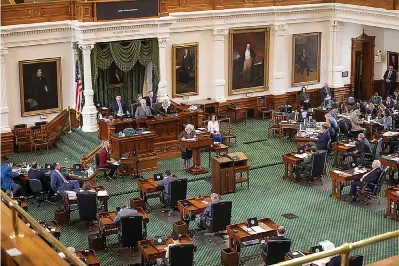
286;91;298;109
75;1;94;22
1;1;75;26
308;89;321;108
335;0;394;9
332;87;347;103
373;79;385;97
395;0;399;9
1;132;14;158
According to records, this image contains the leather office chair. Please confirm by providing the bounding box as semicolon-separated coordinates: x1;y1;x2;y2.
163;178;188;216
76;191;98;231
362;138;382;166
168;244;195;266
327;255;363;266
357;167;388;204
262;239;291;265
301;150;326;185
204;201;232;233
28;179;49;207
119;215;143;249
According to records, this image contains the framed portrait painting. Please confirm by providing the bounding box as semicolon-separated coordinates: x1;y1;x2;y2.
229;28;270;95
387;51;398;71
19;57;62;116
172;42;199;98
108;62;126;88
292;32;321;87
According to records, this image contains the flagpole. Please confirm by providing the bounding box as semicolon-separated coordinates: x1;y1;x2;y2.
68;106;72;133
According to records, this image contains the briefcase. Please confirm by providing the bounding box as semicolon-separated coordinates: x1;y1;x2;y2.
88;233;104;251
220;248;239;266
130;197;145;209
173;221;188;235
54;210;68;225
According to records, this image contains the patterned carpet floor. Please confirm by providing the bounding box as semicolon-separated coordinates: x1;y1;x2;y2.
9;119;399;266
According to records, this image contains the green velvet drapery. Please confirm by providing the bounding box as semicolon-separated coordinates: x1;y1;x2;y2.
91;39;159;107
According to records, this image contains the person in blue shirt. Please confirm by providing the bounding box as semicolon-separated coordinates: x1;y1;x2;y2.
113;203;138;224
1;160;21;197
328;104;338;128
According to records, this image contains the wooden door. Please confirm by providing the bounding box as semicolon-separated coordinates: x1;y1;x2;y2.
362;41;374;100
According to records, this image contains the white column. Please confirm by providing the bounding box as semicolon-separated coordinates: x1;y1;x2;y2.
212;29;228;102
0;48;11;133
79;43;98;132
271;24;288;94
157;37;169;102
328;21;344;88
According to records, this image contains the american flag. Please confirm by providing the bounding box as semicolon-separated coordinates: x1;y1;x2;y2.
74;59;83;119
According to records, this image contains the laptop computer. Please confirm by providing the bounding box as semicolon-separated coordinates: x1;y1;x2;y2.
154;173;164;181
247;217;258;227
154;236;166;245
310;245;324;253
72;164;82;171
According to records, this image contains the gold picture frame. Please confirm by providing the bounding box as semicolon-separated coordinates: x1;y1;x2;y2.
19;57;62;116
172;42;199;98
387;51;398;71
292;32;321;87
228;28;270;95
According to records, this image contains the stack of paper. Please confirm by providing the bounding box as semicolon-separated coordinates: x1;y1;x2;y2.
97;190;108;197
383;131;399;137
294;153;308;159
344;144;356;147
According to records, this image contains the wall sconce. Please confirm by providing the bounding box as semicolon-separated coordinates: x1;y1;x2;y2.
375;50;382;63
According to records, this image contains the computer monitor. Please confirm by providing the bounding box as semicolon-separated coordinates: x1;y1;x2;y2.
247;217;258;227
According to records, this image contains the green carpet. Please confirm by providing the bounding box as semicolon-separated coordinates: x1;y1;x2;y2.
10;119;399;265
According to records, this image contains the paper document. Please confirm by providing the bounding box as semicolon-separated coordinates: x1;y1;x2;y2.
383;131;399;137
344;144;356;147
142;131;151;134
201;200;208;205
294;153;308;159
184;138;196;141
97;190;108;197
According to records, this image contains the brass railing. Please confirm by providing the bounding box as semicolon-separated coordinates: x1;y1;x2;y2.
275;229;399;266
1;191;86;266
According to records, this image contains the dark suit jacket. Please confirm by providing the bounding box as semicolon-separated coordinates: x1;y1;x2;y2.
383;70;397;89
110;100;128;114
320;86;331;100
182;54;194;73
159;106;171;115
316;131;331;151
363;167;382;184
356;139;371;154
144;96;157;108
261;236;290;254
299;92;309;103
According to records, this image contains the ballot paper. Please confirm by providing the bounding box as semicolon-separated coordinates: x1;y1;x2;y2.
294;153;309;159
7;248;22;257
97;190;108;197
383;131;399;137
240;225;266;235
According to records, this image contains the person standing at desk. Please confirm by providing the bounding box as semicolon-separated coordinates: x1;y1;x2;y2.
180;124;196;169
99;140;118;180
199;193;222;229
28;161;51;191
316;124;331;151
299;87;311;110
320;83;332;106
383;65;397;97
50;162;80;194
110;95;129;117
144;90;157;109
135;99;152;118
350;109;366;134
113;203;138;223
208;114;224;143
1;160;20;197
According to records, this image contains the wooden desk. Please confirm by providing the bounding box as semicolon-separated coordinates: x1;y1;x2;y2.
97;209;149;246
136;178;163;207
227;152;249;188
209;143;229;165
282;152;309;182
76;250;100;266
211;156;235;195
295;136;317;148
39;220;61;240
374;130;399;144
177;196;212;221
384;186;399;222
109;132;158;172
1;202;69;266
313;108;329;122
180;137;213;175
181;99;219;117
381;156;399;184
363;121;382;139
332;142;357;168
280;122;299;137
138;235;193;264
226;218;278;252
330;169;367;200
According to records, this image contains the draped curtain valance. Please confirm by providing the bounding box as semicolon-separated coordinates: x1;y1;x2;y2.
91;39;159;87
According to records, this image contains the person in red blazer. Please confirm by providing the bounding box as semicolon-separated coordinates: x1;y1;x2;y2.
99;140;118;180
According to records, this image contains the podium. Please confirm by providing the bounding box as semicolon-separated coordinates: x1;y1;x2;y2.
211;156;235;195
180;137;213;174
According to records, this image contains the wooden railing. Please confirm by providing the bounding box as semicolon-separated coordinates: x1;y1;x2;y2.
80;144;101;168
1;0;398;26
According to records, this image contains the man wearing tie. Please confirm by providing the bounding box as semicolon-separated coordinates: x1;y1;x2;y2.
50;162;80;194
144;91;157;109
110;95;129;116
383;65;397;97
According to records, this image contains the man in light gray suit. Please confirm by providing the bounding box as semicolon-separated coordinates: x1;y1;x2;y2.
113;203;138;223
135;99;152;118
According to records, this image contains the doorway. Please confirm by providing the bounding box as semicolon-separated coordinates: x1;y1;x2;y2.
351;31;375;100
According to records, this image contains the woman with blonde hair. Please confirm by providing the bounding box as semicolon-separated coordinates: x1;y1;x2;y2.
180;124;196;169
99;140;118;180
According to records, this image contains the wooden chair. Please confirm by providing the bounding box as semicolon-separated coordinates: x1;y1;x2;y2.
257;97;272;119
220;119;237;144
235;163;250;189
14;124;30;152
30;126;49;152
267;112;283;137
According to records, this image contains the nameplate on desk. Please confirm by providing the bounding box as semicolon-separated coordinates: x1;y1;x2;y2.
96;0;159;21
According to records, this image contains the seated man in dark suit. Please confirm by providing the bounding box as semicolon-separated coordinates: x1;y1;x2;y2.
50;162;80;194
316;124;331;151
260;226;291;263
351;133;371;165
349;160;382;202
156;170;178;204
143;91;157;109
113;203;138;223
28;161;51;191
110;95;129;116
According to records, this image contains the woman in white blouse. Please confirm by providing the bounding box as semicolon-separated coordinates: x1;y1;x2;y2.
207;114;224;143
